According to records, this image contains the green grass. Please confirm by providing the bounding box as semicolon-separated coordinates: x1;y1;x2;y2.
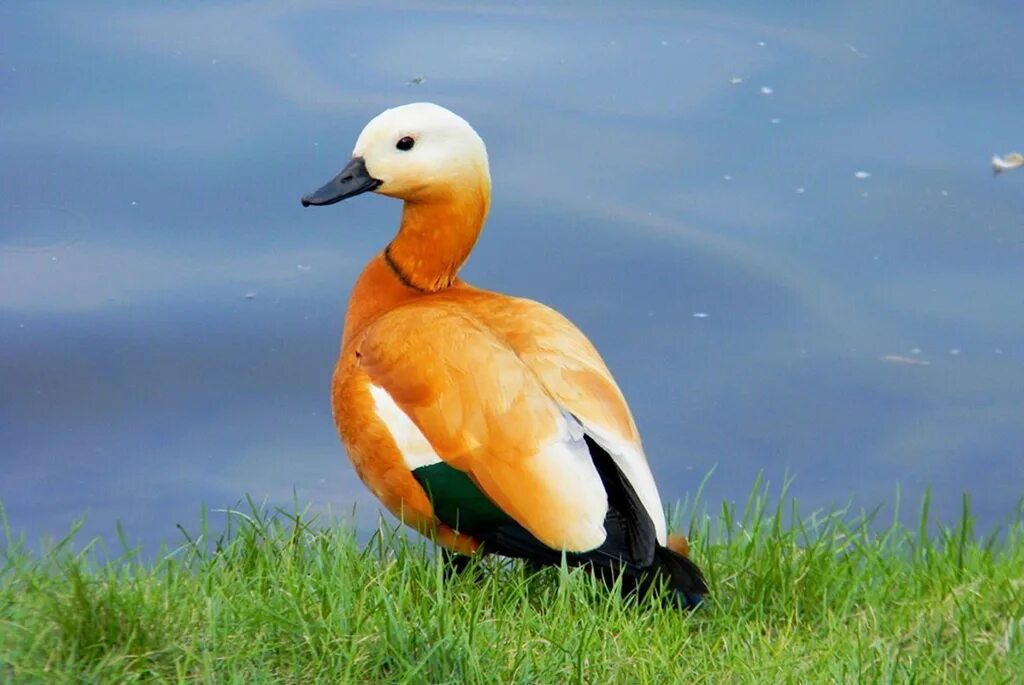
2;479;1022;684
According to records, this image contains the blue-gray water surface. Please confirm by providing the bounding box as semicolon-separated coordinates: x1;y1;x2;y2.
2;1;1023;554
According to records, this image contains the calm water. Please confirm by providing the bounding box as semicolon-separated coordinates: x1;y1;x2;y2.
2;2;1023;553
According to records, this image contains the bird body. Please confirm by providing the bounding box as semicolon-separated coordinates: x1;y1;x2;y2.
303;103;706;603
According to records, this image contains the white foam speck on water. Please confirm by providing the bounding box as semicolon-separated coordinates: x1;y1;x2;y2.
991;153;1024;173
770;117;781;124
880;354;931;366
796;187;806;194
854;170;871;179
757;41;766;47
244;292;257;300
723;175;733;181
949;348;961;356
760;86;773;95
692;312;709;319
730;76;743;85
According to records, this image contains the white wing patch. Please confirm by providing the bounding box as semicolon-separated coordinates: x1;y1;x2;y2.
369;383;442;470
583;422;668;545
526;412;608;551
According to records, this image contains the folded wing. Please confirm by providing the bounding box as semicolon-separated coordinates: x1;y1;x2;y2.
357;302;609;552
456;294;668;545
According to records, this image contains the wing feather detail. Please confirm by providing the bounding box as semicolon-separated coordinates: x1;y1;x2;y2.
455;294;669;544
368;383;442;471
357;303;608;552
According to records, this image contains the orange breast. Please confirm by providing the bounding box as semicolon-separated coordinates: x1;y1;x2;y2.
330;257;483;555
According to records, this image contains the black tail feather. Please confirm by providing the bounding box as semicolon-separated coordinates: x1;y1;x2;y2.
651;544;708;607
481;522;708;608
447;422;709;607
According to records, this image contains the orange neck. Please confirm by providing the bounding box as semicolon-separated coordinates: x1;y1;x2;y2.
385;182;490;292
340;180;491;351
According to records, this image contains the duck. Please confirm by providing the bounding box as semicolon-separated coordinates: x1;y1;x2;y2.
301;102;706;605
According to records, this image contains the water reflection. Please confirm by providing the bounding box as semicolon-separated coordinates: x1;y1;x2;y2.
2;1;1022;554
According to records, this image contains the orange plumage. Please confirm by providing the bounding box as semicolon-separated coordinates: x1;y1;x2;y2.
303;103;706;604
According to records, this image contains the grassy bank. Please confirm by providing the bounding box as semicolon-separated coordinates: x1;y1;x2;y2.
2;481;1022;683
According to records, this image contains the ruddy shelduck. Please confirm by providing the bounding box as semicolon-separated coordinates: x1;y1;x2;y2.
301;103;706;604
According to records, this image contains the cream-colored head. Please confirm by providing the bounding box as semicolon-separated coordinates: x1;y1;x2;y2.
355;103;489;200
301;103;490;206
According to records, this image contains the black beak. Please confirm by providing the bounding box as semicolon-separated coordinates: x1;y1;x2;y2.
301;157;382;207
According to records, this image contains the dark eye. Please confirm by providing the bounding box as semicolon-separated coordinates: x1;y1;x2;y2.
396;136;415;151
